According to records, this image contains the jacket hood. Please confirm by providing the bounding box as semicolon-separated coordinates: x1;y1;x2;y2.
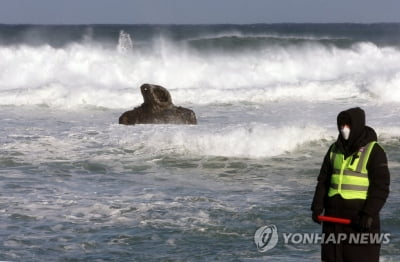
335;107;377;156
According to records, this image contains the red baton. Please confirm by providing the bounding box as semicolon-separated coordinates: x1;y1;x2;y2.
318;215;351;225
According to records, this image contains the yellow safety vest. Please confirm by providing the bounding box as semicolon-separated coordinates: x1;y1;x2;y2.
328;141;376;199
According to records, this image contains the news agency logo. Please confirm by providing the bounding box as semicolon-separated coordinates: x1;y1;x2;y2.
254;225;279;252
254;224;391;253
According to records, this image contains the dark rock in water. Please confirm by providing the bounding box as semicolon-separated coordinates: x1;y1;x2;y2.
119;84;197;125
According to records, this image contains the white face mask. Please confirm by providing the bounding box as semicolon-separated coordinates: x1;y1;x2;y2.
341;126;351;140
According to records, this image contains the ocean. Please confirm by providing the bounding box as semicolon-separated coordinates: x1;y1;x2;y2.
0;24;399;261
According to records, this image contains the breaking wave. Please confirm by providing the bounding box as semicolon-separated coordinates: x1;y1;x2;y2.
1;32;400;108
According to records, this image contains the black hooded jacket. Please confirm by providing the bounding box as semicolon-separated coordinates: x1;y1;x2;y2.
311;107;390;219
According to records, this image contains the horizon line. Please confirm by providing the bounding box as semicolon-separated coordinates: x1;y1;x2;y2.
1;22;400;26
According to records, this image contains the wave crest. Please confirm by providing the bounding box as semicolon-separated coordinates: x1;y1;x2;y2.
114;124;331;158
1;39;400;108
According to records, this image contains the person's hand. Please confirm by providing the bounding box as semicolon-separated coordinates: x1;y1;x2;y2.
355;212;373;232
312;209;322;224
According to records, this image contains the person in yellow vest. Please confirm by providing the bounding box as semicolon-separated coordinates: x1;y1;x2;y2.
311;107;390;262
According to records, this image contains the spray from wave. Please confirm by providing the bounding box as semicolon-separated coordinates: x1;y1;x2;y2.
1;30;400;108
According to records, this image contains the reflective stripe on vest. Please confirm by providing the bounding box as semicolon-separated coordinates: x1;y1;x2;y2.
328;141;376;199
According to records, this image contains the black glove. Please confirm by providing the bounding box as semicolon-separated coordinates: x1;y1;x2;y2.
356;212;373;232
312;209;323;224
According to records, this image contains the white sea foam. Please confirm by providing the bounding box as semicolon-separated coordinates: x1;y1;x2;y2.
113;123;333;158
3;120;330;162
4;115;400;162
1;39;400;108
